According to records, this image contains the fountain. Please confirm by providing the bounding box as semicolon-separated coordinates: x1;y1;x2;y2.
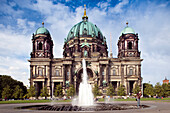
73;59;94;106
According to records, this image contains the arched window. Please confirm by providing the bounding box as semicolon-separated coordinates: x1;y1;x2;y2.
113;69;116;75
56;70;60;76
38;68;43;76
129;69;133;75
128;41;132;49
38;42;43;50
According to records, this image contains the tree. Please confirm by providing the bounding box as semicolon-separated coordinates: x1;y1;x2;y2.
133;84;141;94
162;83;170;97
117;85;126;96
169;83;170;96
106;84;115;96
40;86;49;99
0;75;27;98
67;84;75;97
2;85;12;99
13;85;23;99
144;83;154;97
54;85;63;98
27;85;36;98
92;84;102;97
154;82;163;97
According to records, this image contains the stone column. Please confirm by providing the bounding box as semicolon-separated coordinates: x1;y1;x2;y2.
69;65;72;84
62;65;66;86
126;80;129;95
52;81;54;98
74;76;77;92
46;66;51;96
99;65;102;86
106;65;109;84
117;81;119;91
121;65;124;85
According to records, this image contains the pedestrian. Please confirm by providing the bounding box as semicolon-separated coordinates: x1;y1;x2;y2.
136;91;142;108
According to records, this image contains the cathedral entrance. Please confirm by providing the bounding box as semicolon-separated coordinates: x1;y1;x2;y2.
35;81;43;97
76;68;93;94
129;81;135;93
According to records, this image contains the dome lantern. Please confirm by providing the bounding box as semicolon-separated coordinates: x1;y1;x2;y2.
82;4;88;21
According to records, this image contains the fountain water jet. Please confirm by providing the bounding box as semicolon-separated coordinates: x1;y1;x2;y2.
72;59;94;106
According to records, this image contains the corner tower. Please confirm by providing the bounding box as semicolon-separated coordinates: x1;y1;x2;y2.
117;22;140;58
29;22;54;97
31;22;53;59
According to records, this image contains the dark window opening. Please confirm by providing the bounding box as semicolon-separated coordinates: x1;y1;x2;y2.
128;42;132;49
39;42;43;50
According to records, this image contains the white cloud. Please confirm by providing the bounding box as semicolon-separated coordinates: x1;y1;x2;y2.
0;0;23;18
0;56;29;86
97;1;110;10
0;24;31;86
108;0;129;13
28;21;36;28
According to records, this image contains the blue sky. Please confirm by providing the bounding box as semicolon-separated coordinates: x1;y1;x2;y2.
0;0;170;86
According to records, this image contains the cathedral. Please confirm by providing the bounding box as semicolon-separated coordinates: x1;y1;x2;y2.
29;6;143;97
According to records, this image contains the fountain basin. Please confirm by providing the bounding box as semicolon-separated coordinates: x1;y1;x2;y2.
16;103;149;111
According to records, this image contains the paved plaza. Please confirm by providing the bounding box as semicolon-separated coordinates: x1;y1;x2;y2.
0;101;170;113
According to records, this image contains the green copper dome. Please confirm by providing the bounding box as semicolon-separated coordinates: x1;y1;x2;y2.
66;21;104;42
120;26;135;36
35;27;50;35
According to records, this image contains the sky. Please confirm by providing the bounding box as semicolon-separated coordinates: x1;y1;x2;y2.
0;0;170;86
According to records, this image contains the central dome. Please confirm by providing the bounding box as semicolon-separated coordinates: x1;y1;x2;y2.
66;21;104;42
63;5;108;58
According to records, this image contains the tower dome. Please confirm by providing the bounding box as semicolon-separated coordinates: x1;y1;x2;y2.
35;22;50;35
120;22;135;36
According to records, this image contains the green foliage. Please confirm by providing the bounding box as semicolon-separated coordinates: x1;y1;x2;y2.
2;85;12;99
40;86;49;99
54;85;63;98
67;84;75;97
0;75;27;98
13;85;23;99
154;82;163;97
27;86;36;98
144;83;154;97
92;84;102;97
162;83;170;97
117;85;126;96
132;84;141;94
106;84;115;96
169;84;170;96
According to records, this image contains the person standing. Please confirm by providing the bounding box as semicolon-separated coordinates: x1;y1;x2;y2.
137;91;142;108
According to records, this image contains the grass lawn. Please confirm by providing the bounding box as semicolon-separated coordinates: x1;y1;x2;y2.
0;99;71;104
98;98;170;102
0;98;170;104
